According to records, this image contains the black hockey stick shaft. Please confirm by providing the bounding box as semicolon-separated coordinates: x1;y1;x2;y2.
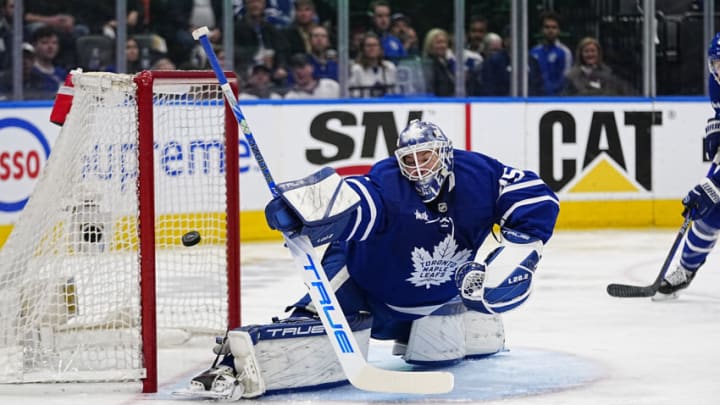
606;215;692;297
607;157;720;298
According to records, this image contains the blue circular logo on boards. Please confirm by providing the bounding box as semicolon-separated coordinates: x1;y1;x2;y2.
0;117;51;212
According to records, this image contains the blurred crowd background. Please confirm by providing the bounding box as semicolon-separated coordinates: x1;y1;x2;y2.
0;0;717;101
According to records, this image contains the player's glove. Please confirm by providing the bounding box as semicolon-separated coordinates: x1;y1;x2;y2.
454;261;487;305
704;118;720;160
264;197;302;235
682;177;720;220
454;228;540;314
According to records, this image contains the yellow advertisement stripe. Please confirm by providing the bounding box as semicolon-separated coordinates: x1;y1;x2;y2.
0;201;688;250
556;199;685;228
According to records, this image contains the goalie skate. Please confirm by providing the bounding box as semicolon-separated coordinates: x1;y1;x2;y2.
174;331;266;400
173;365;244;400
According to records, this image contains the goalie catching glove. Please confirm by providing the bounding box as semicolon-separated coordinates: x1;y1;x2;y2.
454;228;542;314
265;167;360;246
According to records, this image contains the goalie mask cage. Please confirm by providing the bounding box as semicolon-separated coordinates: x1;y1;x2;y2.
0;71;241;393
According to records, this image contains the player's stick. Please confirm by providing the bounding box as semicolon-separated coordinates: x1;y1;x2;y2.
192;26;454;395
606;214;692;297
607;156;720;298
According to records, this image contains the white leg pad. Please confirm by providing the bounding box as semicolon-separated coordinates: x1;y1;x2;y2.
464;311;505;356
227;331;266;398
401;310;505;364
403;312;467;364
228;322;371;393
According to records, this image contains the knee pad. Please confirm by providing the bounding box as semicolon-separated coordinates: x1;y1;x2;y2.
228;313;372;394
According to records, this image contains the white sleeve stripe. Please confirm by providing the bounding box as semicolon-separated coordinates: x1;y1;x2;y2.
330;266;351;292
500;195;560;226
499;179;546;197
345;178;376;241
344;206;363;240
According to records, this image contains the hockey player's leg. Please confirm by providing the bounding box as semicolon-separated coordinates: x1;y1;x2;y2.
233;315;372;394
180;246;371;398
391;299;504;366
463;311;505;358
181;314;372;398
656;215;720;299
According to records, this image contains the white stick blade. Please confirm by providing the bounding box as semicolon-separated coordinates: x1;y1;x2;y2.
351;365;454;394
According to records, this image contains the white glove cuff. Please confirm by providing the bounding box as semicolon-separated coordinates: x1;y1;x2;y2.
700;177;720;204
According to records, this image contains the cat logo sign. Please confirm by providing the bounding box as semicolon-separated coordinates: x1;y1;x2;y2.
538;110;662;193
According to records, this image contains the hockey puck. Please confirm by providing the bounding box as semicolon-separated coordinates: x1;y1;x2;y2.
181;230;201;247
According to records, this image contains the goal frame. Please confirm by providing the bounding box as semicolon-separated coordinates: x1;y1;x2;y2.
134;70;241;393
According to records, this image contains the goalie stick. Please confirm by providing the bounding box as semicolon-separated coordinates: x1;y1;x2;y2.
606;155;720;298
192;27;454;395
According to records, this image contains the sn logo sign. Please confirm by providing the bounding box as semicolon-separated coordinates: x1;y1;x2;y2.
305;110;423;165
538;110;662;192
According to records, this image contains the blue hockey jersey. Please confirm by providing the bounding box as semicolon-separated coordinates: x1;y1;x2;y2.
332;149;559;320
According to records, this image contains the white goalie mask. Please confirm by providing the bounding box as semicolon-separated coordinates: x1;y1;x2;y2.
394;120;454;202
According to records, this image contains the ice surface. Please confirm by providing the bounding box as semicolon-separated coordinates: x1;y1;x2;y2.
1;229;719;405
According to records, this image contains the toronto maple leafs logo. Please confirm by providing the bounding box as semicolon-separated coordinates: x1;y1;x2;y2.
406;235;472;289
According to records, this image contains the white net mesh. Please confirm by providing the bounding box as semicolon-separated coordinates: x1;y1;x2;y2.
0;72;237;384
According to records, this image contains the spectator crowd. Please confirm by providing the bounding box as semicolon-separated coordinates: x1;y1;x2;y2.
0;0;637;100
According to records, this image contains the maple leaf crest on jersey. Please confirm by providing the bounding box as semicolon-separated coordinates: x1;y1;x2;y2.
407;235;472;289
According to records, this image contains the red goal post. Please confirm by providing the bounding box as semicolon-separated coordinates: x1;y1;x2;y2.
0;70;241;393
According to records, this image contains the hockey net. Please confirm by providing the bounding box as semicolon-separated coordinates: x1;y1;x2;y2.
0;71;240;392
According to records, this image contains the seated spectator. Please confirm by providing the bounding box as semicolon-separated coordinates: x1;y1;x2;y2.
422;28;483;97
0;42;53;99
235;0;294;28
480;29;543;96
349;33;396;98
368;0;406;62
284;0;318;56
148;0;195;66
529;11;572;96
284;53;339;99
307;25;338;81
240;63;282;99
482;32;503;58
105;36;150;73
24;1;89;70
563;37;636;96
151;57;176;70
390;13;418;57
466;15;488;55
234;0;289;84
29;26;66;94
125;37;145;73
422;28;454;97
